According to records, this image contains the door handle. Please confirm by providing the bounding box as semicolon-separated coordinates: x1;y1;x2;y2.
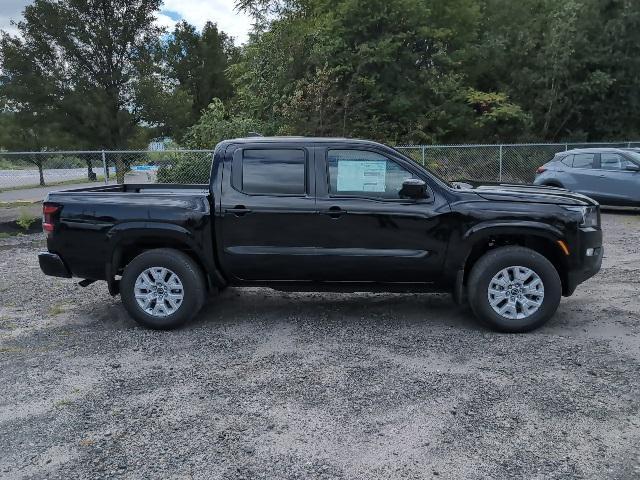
321;206;346;219
225;205;252;217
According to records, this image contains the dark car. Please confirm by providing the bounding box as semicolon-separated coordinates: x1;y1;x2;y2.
38;137;602;333
534;148;640;206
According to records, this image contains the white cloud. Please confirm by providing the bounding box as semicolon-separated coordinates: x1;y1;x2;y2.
0;0;31;36
155;12;179;32
158;0;253;44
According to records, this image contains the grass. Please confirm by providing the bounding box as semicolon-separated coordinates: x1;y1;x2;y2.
0;175;107;193
16;208;38;231
0;232;30;239
0;200;41;209
0;346;23;353
0;159;32;170
48;304;67;316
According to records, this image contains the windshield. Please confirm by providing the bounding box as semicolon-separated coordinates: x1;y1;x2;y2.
625;150;640;164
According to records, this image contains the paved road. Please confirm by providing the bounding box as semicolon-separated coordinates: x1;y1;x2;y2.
0;168;118;190
0;172;152;202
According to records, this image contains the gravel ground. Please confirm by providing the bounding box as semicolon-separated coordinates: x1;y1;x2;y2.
0;212;639;480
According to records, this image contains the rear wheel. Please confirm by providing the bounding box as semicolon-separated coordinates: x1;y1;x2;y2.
120;248;206;329
467;246;561;333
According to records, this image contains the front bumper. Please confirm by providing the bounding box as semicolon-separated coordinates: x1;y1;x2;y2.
565;248;603;295
38;252;72;278
564;228;603;296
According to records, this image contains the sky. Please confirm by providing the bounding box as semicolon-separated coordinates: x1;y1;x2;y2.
0;0;254;44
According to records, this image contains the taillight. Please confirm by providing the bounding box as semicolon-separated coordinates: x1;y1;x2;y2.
536;166;547;174
43;203;60;234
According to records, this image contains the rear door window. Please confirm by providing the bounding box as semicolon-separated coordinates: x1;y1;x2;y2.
571;154;595;169
240;149;306;195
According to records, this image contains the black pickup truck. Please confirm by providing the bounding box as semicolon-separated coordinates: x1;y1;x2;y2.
39;137;603;332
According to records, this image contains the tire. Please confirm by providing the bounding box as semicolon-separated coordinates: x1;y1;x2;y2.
120;248;206;329
467;246;562;333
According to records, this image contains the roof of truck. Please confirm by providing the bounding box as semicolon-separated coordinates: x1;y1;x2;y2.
223;136;385;146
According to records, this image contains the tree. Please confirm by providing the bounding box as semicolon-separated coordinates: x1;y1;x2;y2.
155;99;263;183
136;21;240;143
0;111;75;186
167;21;238;118
0;0;163;182
466;0;640;141
462;89;531;142
232;0;488;143
183;98;264;149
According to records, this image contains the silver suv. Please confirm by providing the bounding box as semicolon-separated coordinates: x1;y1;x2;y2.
534;148;640;206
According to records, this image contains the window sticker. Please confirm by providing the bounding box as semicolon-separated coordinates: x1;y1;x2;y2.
337;160;387;192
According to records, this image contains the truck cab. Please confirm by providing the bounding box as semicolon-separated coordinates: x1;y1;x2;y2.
214;138;452;285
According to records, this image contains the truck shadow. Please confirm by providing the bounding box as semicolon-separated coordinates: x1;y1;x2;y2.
190;288;481;333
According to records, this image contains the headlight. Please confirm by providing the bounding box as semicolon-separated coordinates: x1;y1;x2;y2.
563;206;599;228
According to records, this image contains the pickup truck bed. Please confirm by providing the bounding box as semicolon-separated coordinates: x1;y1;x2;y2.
41;183;222;288
39;137;603;333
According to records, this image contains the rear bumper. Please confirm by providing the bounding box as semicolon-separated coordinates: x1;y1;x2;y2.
38;252;72;278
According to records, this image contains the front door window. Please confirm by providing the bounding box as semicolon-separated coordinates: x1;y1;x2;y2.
327;150;417;199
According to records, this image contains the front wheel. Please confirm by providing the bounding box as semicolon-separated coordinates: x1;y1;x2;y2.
467;246;562;333
120;248;206;329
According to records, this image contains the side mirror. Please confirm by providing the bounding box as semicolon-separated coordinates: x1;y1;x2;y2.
400;178;428;199
625;164;640;172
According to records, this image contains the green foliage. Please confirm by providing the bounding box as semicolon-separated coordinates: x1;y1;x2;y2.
16;208;38;231
153;143;212;184
138;21;239;141
0;157;29;170
0;111;76;184
167;22;237;116
156;99;263;183
182;99;265;149
156;155;212;184
135;76;194;140
2;0;640;153
232;0;640;143
463;89;532;142
0;0;163;150
231;0;498;143
465;0;640;141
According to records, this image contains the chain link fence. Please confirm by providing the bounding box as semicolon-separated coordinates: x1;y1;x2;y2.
396;141;640;184
1;142;640;191
0;150;214;190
